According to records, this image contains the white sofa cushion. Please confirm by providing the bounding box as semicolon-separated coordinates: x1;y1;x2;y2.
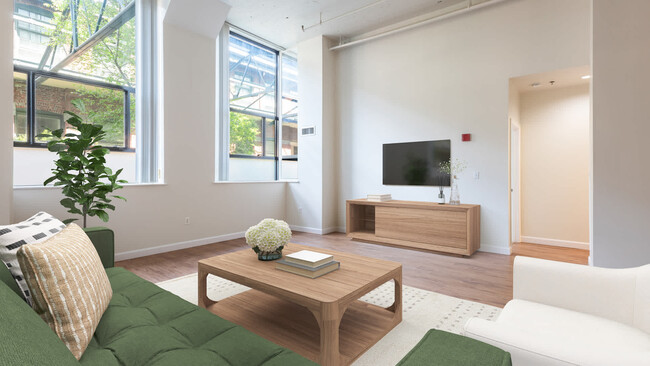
464;299;650;365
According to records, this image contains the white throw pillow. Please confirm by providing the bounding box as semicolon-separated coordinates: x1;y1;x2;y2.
0;212;66;305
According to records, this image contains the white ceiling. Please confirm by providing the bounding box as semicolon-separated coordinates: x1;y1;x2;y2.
226;0;469;49
511;65;591;93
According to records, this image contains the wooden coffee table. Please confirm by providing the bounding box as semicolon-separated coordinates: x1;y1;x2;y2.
198;243;402;366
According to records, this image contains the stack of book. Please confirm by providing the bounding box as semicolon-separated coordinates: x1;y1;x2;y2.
367;194;392;202
276;250;340;278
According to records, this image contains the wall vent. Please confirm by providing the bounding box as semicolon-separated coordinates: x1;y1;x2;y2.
301;126;316;136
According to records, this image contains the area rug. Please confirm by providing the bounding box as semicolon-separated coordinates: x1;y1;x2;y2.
157;274;501;365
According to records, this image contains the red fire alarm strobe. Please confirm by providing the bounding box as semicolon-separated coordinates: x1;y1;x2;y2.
462;133;471;142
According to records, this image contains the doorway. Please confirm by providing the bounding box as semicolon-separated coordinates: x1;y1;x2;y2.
508;66;591;264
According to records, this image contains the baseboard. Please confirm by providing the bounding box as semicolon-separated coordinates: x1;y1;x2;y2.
115;231;246;261
289;225;342;235
478;244;511;255
116;225;345;261
520;236;590;250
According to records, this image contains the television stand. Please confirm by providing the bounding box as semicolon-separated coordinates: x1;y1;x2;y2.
346;199;480;256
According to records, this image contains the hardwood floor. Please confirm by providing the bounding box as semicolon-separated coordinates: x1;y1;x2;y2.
511;242;589;265
117;233;589;308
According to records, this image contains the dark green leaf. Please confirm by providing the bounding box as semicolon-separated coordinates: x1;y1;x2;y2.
43;176;57;186
95;211;109;222
60;198;76;209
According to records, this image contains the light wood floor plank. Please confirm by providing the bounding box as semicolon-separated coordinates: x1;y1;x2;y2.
116;232;589;308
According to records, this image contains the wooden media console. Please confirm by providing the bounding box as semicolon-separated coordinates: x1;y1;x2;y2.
346;199;480;256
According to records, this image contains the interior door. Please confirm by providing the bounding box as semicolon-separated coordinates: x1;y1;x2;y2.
511;122;521;243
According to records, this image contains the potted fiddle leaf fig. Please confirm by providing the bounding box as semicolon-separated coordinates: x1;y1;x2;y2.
42;99;127;227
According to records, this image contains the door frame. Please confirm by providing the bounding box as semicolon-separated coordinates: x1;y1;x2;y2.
509;119;521;245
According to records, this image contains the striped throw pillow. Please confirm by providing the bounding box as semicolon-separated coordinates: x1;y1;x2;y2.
17;223;113;360
0;211;66;305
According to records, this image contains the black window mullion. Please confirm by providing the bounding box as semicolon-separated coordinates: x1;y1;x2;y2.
27;71;35;145
124;90;131;149
261;116;266;156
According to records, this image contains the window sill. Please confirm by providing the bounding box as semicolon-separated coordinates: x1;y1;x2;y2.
13;182;167;190
213;180;299;184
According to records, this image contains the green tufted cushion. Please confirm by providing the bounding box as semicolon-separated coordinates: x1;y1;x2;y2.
397;329;512;366
81;267;314;366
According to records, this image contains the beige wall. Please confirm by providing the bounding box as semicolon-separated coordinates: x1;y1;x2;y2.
520;84;590;244
334;0;590;254
592;0;650;267
0;1;12;224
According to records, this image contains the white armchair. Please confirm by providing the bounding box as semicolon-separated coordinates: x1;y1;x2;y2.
463;256;650;365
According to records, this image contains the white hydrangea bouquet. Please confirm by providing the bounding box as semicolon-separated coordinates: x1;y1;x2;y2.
245;218;292;261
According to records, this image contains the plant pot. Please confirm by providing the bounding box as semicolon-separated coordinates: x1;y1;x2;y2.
253;246;284;261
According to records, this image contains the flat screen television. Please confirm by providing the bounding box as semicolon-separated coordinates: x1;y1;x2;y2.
383;140;451;186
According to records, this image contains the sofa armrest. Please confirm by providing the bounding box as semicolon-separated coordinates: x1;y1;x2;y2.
463;318;572;366
83;227;115;268
513;256;637;325
463;317;650;366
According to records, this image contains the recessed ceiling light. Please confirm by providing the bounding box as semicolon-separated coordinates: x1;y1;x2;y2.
531;82;541;88
581;75;591;79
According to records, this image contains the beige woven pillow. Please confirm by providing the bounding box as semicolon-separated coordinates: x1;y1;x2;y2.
17;223;112;360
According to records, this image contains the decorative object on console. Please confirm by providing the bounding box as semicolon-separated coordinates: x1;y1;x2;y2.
42;100;127;227
368;194;392;202
0;212;66;306
437;187;445;204
245;218;292;261
439;158;467;205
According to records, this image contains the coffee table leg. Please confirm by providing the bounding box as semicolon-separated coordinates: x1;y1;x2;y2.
311;303;346;366
198;268;217;308
387;270;403;323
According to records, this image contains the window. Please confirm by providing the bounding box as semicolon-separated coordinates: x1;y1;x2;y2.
13;70;134;150
12;0;158;186
224;32;298;181
280;53;298;180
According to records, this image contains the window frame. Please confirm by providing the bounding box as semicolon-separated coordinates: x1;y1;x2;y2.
227;31;281;180
13;65;135;152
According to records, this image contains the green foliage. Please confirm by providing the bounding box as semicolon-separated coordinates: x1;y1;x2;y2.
49;0;136;87
72;87;127;147
45;1;137;148
42;100;127;227
439;158;467;178
229;112;260;155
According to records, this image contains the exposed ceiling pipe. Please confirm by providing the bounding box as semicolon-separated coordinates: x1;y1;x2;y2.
330;0;510;51
302;0;386;32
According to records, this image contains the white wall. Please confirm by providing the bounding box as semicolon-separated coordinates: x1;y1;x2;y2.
519;85;590;245
592;0;650;267
13;148;136;186
11;2;287;258
286;36;338;233
334;0;590;254
0;1;12;224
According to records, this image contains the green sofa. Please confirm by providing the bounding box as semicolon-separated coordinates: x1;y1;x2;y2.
0;228;315;366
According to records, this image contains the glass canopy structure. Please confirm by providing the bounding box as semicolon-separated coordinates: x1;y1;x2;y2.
13;0;135;85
